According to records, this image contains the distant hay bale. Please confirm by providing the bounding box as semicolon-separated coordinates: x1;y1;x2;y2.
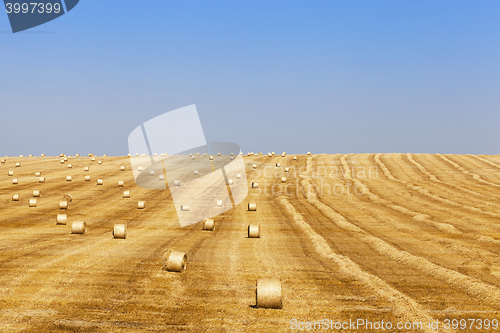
256;278;282;309
39;177;46;183
173;180;180;186
85;175;91;181
209;155;214;160
230;156;235;160
113;223;127;239
217;152;221;156
91;157;96;161
0;159;5;163
284;167;290;172
33;190;41;197
60;160;65;164
231;152;234;156
276;163;281;167
181;205;190;211
307;152;311;155
248;224;260;238
216;200;223;207
162;250;187;272
56;214;67;225
252;163;257;169
83;167;90;172
248;203;257;211
71;221;86;234
191;155;195;159
29;199;37;207
60;153;64;157
66;176;72;181
19;155;23;157
41;154;45;157
118;181;124;187
128;153;131;157
67;164;72;168
98;161;102;165
252;182;259;188
293;156;297;160
59;201;68;210
96;179;103;185
8;171;13;176
268;153;272;157
75;154;80;157
12;194;19;201
63;194;73;202
12;179;18;185
64;157;68;161
282;152;286;157
123;190;130;198
159;175;165;181
203;218;215;231
228;179;233;185
149;170;155;176
138;166;143;172
272;152;275;155
35;171;41;177
194;170;199;175
103;154;107;157
121;166;125;171
281;177;287;183
15;163;20;167
138;201;146;209
236;173;242;179
29;154;33;157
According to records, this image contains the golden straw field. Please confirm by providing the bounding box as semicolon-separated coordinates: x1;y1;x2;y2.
1;153;500;332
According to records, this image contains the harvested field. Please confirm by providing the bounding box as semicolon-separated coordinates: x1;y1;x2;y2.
1;154;500;332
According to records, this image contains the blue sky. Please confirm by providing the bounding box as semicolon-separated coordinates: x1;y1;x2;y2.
1;1;499;156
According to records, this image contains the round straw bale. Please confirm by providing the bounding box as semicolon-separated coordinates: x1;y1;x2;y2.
256;278;282;309
248;203;257;211
230;156;235;160
135;153;139;156
216;200;223;207
60;160;65;164
236;173;242;179
121;166;125;171
252;182;259;188
248;224;260;238
71;221;86;234
252;163;257;169
128;153;132;157
173;180;180;186
204;153;207;156
19;155;23;157
231;152;234;156
149;170;154;176
39;177;46;183
56;214;67;225
0;159;5;163
66;176;72;181
60;153;64;157
191;155;195;159
272;152;275;155
162;250;187;272
84;167;89;171
138;201;146;209
293;156;297;160
276;163;280;167
15;163;20;167
123;190;130;198
284;167;289;172
76;154;80;157
203;218;215;231
85;175;91;181
91;157;96;161
63;194;72;202
8;171;13;176
59;200;68;209
268;153;272;157
138;166;143;171
118;181;124;187
217;152;221;156
209;155;214;160
159;175;165;181
35;171;41;177
12;179;18;185
282;152;286;157
113;223;127;239
307;152;311;155
67;164;72;168
41;154;45;157
281;177;287;183
96;179;103;185
33;190;41;197
103;154;107;157
181;205;190;211
29;199;37;207
29;154;33;157
12;194;19;201
98;161;102;165
194;170;199;175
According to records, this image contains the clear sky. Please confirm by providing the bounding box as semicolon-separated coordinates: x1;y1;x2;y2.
1;1;499;156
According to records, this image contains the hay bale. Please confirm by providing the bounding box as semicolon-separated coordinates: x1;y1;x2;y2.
63;194;73;202
138;166;143;172
0;159;5;163
29;154;33;157
60;160;65;164
33;190;41;197
85;175;91;181
67;164;72;168
307;152;311;155
39;177;46;183
66;176;72;181
91;157;96;161
138;201;146;209
8;171;13;176
252;163;257;169
113;223;127;239
256;278;282;309
128;154;131;157
209;155;214;160
71;221;86;234
181;205;190;211
173;180;180;186
216;200;223;207
59;201;68;209
159;175;165;181
12;194;19;201
293;156;297;161
248;224;260;238
281;177;287;183
252;182;259;188
123;190;131;198
203;218;215;231
96;179;103;185
282;152;286;157
15;163;20;167
121;166;125;171
276;163;281;167
149;170;155;176
84;167;89;171
228;179;233;185
56;214;67;225
12;179;18;185
248;203;257;211
217;152;221;156
60;153;64;157
29;199;37;207
41;154;45;157
236;173;242;179
284;167;290;172
272;152;275;155
98;161;102;165
162;250;187;272
75;154;80;157
194;170;199;175
118;181;124;187
35;171;41;177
